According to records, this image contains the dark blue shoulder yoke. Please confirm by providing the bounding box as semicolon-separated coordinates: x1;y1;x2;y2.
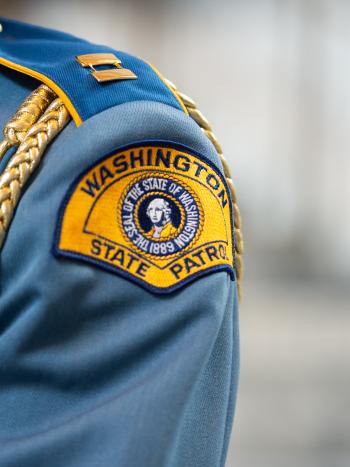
0;17;187;125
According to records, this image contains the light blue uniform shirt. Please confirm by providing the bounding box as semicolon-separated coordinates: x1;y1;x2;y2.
0;18;239;467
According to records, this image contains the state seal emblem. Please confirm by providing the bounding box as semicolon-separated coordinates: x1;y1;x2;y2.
54;143;235;293
119;174;203;257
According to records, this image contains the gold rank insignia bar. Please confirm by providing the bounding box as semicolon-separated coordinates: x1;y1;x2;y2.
76;53;137;83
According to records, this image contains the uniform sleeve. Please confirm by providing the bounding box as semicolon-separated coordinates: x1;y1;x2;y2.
0;100;239;467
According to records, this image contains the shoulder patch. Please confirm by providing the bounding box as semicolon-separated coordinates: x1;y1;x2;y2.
54;143;235;293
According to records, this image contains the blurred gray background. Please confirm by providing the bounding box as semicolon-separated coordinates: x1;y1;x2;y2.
1;1;349;466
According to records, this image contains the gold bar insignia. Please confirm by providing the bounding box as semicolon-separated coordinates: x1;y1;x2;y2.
76;53;137;83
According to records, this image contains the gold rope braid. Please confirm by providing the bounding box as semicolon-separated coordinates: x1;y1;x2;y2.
164;78;244;300
0;85;56;161
0;96;70;249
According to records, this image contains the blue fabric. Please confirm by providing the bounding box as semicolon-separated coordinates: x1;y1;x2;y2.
0;35;239;467
0;17;184;123
0;66;39;173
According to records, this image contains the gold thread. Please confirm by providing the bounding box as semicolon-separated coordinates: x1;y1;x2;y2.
0;98;70;249
0;140;11;160
0;84;56;162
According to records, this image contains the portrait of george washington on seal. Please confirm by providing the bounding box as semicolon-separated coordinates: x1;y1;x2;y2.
145;197;179;239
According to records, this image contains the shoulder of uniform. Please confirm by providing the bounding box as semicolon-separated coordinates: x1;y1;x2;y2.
0;17;187;126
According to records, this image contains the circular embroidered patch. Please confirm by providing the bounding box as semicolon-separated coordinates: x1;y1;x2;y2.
54;143;235;293
119;174;203;258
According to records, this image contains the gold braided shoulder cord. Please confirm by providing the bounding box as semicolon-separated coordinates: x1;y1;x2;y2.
164;79;244;300
0;86;70;249
0;85;57;160
0;79;243;298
